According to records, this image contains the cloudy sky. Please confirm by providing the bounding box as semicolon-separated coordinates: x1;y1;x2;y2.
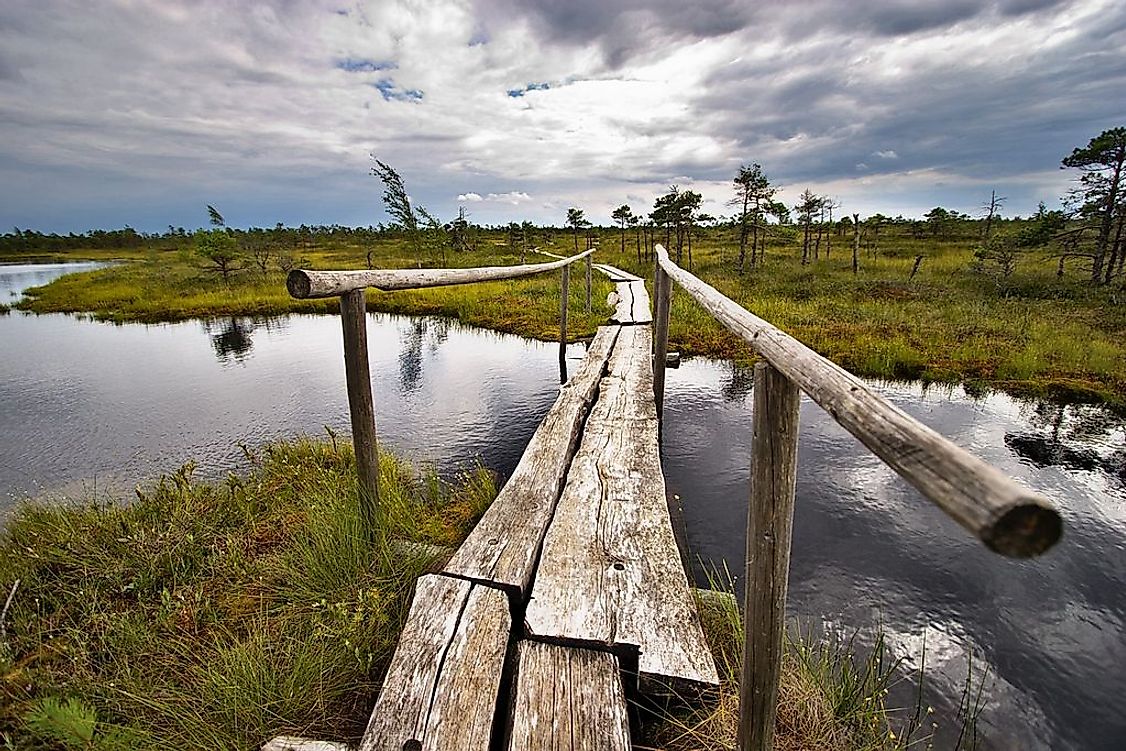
1;0;1124;232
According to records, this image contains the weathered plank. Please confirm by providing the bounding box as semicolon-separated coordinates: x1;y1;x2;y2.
263;738;350;751
609;280;652;325
525;326;718;687
506;642;631;751
738;362;801;751
287;249;595;298
653;244;1062;557
443;326;621;595
593;263;641;283
360;575;510;751
652;267;671;416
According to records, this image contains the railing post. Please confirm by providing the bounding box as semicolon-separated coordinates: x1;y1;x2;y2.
339;289;380;539
652;265;672;418
738;361;800;751
584;252;592;314
559;265;570;375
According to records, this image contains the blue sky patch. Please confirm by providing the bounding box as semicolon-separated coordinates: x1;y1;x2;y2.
372;78;423;101
336;58;396;73
506;82;550;97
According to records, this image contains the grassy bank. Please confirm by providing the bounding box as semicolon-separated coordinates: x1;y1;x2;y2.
0;439;496;749
13;226;1125;407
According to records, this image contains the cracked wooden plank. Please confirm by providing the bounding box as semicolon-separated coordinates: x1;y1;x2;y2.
506;642;631;751
609;280;652;325
443;326;620;595
524;326;718;687
359;575;510;751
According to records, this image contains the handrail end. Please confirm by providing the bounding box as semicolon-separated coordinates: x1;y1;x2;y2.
286;269;313;300
984;501;1062;558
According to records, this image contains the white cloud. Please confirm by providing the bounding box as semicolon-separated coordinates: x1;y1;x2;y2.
874;150;899;159
457;192;484;202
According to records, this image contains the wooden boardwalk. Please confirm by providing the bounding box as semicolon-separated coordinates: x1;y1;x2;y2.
361;309;715;750
284;247;1062;751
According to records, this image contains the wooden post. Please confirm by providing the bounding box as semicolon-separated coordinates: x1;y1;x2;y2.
559;265;570;370
851;213;860;275
738;362;800;751
585;253;592;314
652;266;672;418
340;289;380;539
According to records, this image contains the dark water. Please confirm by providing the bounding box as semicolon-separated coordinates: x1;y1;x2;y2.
2;263;1124;749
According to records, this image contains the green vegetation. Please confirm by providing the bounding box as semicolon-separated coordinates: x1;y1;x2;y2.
8;219;1123;408
0;438;496;749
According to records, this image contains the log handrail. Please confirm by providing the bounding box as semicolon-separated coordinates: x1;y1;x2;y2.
652;244;1061;558
286;248;596;299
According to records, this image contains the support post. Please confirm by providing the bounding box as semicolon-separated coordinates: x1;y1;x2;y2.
738;362;800;751
652;266;672;418
585;253;592;314
340;289;380;539
559;265;570;376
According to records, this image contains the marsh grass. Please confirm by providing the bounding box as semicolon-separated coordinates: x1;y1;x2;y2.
0;437;496;750
14;226;1125;407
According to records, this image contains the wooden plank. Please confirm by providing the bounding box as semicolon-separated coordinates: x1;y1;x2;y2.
443;326;621;595
287;249;595;298
340;289;379;537
652;268;671;417
653;244;1061;557
593;263;641;282
525;326;718;687
609;280;652;325
263;738;349;751
506;642;631;751
359;575;510;751
738;362;801;751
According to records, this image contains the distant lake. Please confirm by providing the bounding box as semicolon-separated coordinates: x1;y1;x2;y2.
2;262;1123;750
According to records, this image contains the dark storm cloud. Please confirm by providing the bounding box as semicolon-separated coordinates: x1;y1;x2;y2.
686;0;1126;190
475;0;755;67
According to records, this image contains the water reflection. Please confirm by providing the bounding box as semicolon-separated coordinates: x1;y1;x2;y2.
660;361;1126;751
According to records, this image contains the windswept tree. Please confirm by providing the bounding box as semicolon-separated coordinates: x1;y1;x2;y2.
371;158;424;265
565;207;589;253
1062;126;1126;283
729;163;778;271
611;204;634;255
194;205;243;283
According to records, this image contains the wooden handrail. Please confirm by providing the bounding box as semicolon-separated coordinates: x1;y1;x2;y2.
286;249;596;299
653;245;1061;558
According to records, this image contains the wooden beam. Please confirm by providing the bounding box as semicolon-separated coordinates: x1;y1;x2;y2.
652;268;671;417
443;327;620;595
359;575;510;751
525;326;718;687
653;245;1061;557
737;363;800;751
287;249;596;299
506;642;631;751
339;289;379;535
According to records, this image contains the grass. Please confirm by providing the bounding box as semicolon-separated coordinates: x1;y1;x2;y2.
11;225;1126;408
0;437;496;750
